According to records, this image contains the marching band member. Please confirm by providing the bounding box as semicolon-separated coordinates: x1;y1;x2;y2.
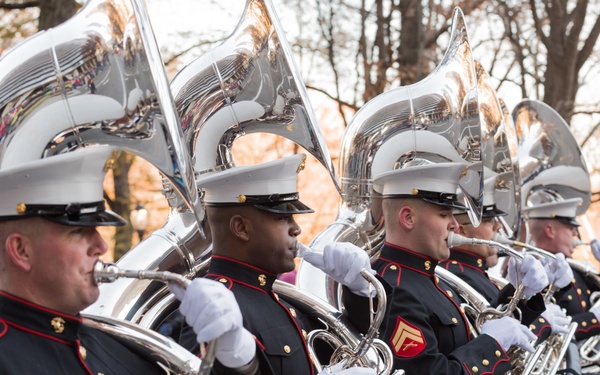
443;173;570;339
0;149;169;374
369;161;539;374
526;197;600;341
171;154;383;375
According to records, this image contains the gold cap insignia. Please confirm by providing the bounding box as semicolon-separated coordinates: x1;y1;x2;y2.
411;188;419;195
258;274;267;286
51;317;65;333
477;259;483;267
16;203;26;214
424;260;431;271
238;194;246;203
296;155;307;173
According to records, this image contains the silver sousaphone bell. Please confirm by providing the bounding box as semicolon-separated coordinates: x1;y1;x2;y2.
0;0;201;223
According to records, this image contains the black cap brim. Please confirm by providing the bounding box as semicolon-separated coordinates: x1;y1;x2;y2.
555;217;580;227
482;205;508;218
44;210;128;227
422;197;467;211
254;200;314;214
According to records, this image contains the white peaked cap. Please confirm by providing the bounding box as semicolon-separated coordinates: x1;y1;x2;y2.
523;197;582;227
373;162;468;210
481;170;507;218
0;147;126;226
196;154;314;214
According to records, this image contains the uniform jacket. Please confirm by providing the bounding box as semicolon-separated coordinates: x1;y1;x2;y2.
554;263;600;341
440;249;549;339
0;291;166;375
178;256;391;375
373;243;511;375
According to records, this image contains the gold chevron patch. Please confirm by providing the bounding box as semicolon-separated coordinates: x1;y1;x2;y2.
390;316;426;357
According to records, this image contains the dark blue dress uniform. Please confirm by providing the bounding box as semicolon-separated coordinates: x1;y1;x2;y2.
178;256;388;375
554;264;600;341
440;249;549;339
373;243;511;375
0;291;166;375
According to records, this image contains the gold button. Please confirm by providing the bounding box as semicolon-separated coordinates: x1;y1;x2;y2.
482;359;489;366
588;289;592;294
79;346;87;360
529;324;535;330
452;317;458;324
495;350;501;357
582;321;588;327
424;260;431;270
290;308;297;318
568;295;573;300
452;261;458;264
572;278;576;283
302;329;307;339
538;318;545;323
472;366;479;373
435;276;440;283
284;345;291;353
578;288;582;295
593;319;598;324
390;265;398;270
219;278;227;283
447;290;453;298
50;317;65;334
583;301;587;307
258;274;267;286
460;307;465;313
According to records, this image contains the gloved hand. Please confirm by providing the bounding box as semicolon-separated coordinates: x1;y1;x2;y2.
591;239;600;262
169;279;255;368
317;360;377;374
542;253;574;289
541;303;571;334
303;242;375;297
507;254;549;300
481;316;536;352
590;303;600;321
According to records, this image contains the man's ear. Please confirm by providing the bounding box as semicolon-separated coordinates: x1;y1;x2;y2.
398;206;415;229
230;215;251;242
544;223;555;239
4;233;33;272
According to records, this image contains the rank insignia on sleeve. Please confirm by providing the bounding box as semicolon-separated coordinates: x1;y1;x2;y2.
390;316;426;357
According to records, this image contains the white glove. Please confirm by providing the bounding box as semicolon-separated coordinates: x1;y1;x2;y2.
481;316;536;352
317;360;377;374
507;254;549;300
169;279;255;368
303;242;375;297
541;303;571;334
543;253;574;289
590;304;600;321
591;239;600;262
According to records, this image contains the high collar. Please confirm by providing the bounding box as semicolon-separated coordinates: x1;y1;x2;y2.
209;256;278;292
0;291;81;342
447;248;488;271
380;242;438;276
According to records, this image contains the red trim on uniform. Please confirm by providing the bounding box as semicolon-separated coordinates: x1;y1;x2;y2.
0;291;82;323
5;320;72;345
534;324;551;337
205;274;234;290
576;323;600;333
254;336;265;351
379;263;402;285
378;256;433;278
433;282;471;343
270;291;314;375
211;256;277;277
462;356;510;375
0;318;7;338
75;339;94;375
